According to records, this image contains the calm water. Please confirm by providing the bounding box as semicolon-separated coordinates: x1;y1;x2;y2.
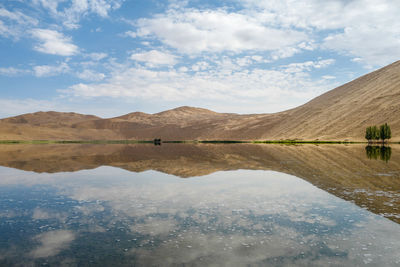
0;144;399;266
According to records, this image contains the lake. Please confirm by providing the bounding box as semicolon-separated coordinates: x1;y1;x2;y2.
0;144;399;266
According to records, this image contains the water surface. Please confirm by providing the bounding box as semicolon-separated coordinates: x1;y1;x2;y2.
0;144;399;266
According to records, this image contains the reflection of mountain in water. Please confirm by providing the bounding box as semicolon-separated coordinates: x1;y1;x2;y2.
365;145;392;162
0;144;399;224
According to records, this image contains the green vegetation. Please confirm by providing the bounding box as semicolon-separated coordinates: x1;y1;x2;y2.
0;139;395;145
163;140;248;144
198;140;247;143
380;123;391;143
0;140;54;144
365;126;379;143
153;138;162;145
365;123;391;143
56;140;154;144
252;140;359;144
0;140;154;144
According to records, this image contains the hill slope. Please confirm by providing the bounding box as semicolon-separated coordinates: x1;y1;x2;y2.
265;60;400;140
0;60;399;141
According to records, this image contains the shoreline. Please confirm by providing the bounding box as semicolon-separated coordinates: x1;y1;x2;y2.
0;140;398;145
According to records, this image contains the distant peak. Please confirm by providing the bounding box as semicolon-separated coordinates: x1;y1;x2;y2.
3;111;99;118
125;111;150;116
116;111;151;120
155;106;216;115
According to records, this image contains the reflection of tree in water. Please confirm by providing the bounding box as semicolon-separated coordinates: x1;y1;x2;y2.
365;146;392;162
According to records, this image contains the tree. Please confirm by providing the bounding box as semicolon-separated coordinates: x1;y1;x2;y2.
380;123;391;143
365;126;372;143
365;124;392;143
387;124;392;140
372;125;380;142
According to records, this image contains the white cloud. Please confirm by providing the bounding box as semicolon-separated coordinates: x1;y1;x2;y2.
33;0;123;29
132;9;307;54
31;29;79;56
130;50;178;66
0;8;38;25
87;52;108;61
178;66;188;72
243;0;400;66
0;20;10;37
32;0;60;14
322;75;336;80
89;0;117;17
191;61;210;71
124;1;400;67
3;0;398;117
270;46;300;61
124;30;137;38
0;8;38;39
283;59;335;73
323;25;400;67
33;62;70;77
0;67;29;76
66;59;338;113
77;69;105;81
251;55;263;62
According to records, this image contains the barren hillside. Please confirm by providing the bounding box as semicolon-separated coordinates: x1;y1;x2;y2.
0;60;399;141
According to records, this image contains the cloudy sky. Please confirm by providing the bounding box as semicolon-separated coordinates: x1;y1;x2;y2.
0;0;399;118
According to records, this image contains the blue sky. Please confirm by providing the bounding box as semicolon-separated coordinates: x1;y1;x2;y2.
0;0;399;118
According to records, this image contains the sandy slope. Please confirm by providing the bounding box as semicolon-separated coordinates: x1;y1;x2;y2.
0;60;399;141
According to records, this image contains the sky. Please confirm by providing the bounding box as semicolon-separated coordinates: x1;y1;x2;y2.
0;0;399;118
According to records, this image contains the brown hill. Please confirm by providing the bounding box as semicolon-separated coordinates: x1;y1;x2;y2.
0;61;399;141
0;111;121;140
1;111;99;127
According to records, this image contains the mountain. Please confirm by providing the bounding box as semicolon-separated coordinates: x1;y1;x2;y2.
0;111;121;140
1;111;99;127
1;61;399;141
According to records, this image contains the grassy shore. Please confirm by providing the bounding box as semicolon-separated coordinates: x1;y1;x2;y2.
0;139;393;145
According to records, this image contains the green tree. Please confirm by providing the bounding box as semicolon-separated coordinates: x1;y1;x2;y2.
380;123;391;143
387;124;391;140
365;126;372;143
372;125;380;141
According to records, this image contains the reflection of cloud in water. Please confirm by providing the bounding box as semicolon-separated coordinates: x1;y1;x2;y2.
1;167;400;265
126;218;400;266
64;170;340;235
32;208;69;223
32;208;52;220
131;217;177;237
68;170;330;215
29;230;75;258
62;168;400;266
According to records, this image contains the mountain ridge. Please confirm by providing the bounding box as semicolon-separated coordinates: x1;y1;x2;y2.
1;60;399;141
